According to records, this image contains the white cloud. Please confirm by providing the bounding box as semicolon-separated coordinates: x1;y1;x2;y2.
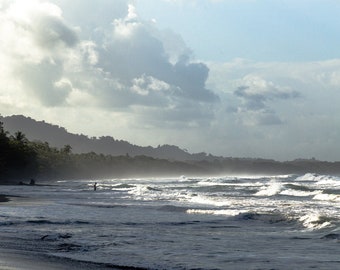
0;0;84;107
113;4;141;38
0;0;218;127
131;75;171;96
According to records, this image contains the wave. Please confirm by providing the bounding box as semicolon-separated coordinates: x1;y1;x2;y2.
235;211;294;225
27;219;90;225
197;177;240;186
284;183;315;192
281;184;320;197
127;185;184;202
112;183;136;189
255;180;282;196
321;233;340;240
187;209;339;231
295;173;319;181
299;213;333;230
186;209;297;227
186;208;246;216
316;177;340;187
236;211;336;230
188;194;231;207
313;193;340;202
280;189;321;197
296;173;340;185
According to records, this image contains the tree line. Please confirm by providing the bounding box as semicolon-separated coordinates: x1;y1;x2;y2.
0;120;205;183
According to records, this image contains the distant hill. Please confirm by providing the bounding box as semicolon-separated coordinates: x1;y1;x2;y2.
1;115;214;161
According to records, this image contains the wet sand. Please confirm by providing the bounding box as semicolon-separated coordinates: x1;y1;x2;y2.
0;249;133;270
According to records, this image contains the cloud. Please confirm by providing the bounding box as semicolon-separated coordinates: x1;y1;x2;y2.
32;13;78;48
16;60;69;106
0;0;82;107
232;75;300;125
0;0;218;126
204;58;340;160
82;2;219;121
234;75;300;110
158;28;192;64
99;2;219;109
2;0;78;58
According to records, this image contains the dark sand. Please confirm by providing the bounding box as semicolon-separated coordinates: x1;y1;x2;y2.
0;249;136;270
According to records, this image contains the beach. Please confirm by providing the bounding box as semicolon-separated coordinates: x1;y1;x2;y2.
0;249;126;270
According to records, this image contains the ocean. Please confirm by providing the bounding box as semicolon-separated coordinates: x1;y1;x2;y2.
1;173;340;269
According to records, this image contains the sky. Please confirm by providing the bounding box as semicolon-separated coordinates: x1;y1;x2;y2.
0;0;340;161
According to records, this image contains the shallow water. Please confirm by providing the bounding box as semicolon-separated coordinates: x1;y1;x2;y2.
1;173;340;269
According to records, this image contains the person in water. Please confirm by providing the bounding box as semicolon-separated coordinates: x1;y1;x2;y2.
93;182;97;191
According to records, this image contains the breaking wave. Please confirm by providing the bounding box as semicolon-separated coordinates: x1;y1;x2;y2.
255;180;282;196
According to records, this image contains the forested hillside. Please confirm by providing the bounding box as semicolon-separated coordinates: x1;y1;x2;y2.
0;119;208;183
1;115;211;161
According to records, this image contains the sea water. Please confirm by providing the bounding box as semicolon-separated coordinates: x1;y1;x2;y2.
1;173;340;269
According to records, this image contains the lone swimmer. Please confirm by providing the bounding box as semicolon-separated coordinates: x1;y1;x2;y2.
93;182;97;191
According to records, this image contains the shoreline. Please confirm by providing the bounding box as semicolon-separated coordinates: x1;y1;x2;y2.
0;249;148;270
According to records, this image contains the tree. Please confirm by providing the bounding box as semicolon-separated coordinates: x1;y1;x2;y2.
12;131;28;144
0;120;9;141
0;120;10;180
62;144;72;154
